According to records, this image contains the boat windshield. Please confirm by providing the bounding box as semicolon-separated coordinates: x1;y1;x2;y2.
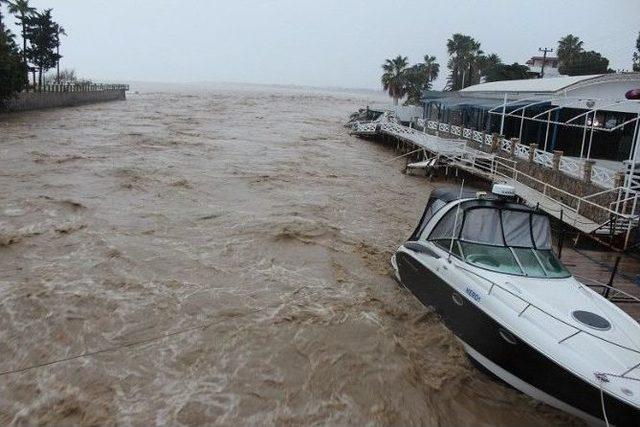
427;206;570;278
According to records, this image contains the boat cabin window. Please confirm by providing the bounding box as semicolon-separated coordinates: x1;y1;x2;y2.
426;205;569;278
414;197;448;240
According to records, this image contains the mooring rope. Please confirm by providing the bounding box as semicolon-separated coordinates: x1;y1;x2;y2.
598;379;610;427
384;148;425;163
0;308;264;377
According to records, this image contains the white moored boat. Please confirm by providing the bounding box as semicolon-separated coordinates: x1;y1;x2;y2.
391;184;640;425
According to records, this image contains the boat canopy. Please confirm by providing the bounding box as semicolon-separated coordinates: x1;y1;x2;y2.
408;188;478;241
412;196;568;278
429;201;552;250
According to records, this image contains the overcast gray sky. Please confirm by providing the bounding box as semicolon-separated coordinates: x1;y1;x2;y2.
9;0;640;90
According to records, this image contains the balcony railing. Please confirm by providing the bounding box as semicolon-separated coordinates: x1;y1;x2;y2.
423;119;618;189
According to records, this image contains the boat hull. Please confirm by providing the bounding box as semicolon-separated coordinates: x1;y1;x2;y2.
395;251;640;426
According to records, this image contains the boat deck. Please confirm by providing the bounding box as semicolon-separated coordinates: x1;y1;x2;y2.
563;247;640;322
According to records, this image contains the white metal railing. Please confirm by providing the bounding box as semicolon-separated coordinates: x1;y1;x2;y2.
500;138;512;153
534;149;554;168
352;119;638;242
423;119;621;190
360;119;619;190
467;155;636;224
355;122;377;133
559;157;583;178
591;165;617;189
513;143;530;159
359;118;621;191
472;130;483;143
575;275;640;305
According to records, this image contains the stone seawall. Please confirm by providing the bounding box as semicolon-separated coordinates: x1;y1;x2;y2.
1;89;126;112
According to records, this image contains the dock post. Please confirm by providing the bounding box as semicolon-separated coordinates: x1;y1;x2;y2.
491;133;500;153
528;144;537;163
583;160;595;184
510;138;518;158
604;256;621;299
552;150;563;171
558;209;565;259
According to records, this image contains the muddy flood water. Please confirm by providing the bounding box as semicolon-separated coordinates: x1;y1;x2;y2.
0;85;581;426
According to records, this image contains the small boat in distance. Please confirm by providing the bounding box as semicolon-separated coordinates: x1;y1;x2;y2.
391;184;640;425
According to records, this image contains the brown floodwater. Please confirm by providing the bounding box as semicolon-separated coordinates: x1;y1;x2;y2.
0;84;581;426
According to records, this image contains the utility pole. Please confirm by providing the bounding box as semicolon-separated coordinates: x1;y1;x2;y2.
538;47;553;78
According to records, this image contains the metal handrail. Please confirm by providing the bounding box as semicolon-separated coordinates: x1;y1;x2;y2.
574;275;640;304
463;155;636;220
364;120;639;227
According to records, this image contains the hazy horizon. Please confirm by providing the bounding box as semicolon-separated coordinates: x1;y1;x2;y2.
6;0;640;91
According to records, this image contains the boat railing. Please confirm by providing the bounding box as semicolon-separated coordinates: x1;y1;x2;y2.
574;275;640;305
456;264;640;380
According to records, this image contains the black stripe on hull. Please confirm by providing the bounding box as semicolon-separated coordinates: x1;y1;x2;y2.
395;251;640;426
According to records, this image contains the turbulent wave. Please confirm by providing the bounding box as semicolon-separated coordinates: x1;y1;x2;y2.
0;86;579;426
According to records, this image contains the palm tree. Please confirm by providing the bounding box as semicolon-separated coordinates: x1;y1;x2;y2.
477;53;502;82
446;33;482;90
7;0;36;81
381;55;408;105
53;22;66;82
423;55;440;89
403;55;440;105
633;31;640;72
557;34;584;65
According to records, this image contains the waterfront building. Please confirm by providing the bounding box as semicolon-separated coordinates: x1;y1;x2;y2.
422;73;640;163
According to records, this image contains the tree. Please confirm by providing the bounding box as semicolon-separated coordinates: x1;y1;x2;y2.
25;9;60;87
7;0;36;80
46;67;75;83
476;53;502;82
403;55;440;105
0;26;27;102
557;34;584;66
446;33;483;90
484;63;531;82
381;55;408;105
53;22;65;81
423;55;440;87
559;50;611;76
633;31;640;72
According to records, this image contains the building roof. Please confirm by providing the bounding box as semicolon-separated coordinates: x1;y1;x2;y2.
459;74;602;94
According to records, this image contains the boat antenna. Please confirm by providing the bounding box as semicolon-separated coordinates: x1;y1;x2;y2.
448;179;465;262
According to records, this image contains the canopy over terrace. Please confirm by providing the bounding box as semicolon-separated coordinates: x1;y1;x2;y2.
422;73;640;163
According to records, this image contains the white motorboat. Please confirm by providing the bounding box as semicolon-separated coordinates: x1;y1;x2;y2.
391;184;640;425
